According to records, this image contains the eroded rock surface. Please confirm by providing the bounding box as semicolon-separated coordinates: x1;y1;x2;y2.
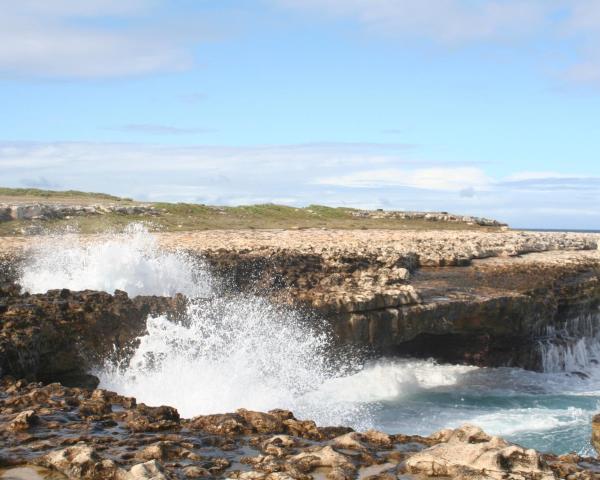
1;379;598;479
1;229;599;370
161;230;600;369
0;286;186;388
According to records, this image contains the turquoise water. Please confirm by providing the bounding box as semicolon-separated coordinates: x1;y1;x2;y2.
23;226;600;457
358;360;600;455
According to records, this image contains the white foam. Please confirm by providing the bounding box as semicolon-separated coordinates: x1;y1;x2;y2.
20;224;210;297
99;297;372;428
18;224;600;452
305;359;477;404
468;406;589;436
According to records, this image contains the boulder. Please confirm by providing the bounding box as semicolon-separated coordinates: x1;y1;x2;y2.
592;414;600;455
35;444;120;479
405;425;554;480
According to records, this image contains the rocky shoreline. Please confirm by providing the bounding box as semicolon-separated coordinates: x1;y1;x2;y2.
157;230;600;369
2;228;600;478
2;378;600;480
2;229;600;371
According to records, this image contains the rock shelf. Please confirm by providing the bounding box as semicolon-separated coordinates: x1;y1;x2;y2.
1;229;600;369
1;379;599;480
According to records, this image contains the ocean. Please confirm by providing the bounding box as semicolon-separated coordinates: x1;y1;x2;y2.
19;224;600;456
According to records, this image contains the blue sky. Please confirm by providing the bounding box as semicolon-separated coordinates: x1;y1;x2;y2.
1;0;599;229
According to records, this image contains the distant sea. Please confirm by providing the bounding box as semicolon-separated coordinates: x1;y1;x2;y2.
518;228;600;233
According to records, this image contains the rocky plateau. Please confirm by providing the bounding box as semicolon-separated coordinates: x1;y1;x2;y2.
1;228;600;478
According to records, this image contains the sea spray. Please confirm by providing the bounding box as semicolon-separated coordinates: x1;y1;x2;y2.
20;223;211;297
18;224;600;453
537;316;600;373
20;224;372;427
99;296;373;428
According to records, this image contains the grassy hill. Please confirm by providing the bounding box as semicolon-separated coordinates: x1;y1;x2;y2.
0;187;504;235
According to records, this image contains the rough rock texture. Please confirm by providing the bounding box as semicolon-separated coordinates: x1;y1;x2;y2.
405;424;554;479
0;203;159;222
349;209;507;227
0;286;186;388
1;229;599;370
592;415;600;455
1;379;598;479
155;230;600;369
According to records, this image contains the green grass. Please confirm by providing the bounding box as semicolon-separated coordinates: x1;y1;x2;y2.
0;187;130;201
0;188;503;235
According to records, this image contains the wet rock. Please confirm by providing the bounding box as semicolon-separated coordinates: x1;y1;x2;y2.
261;435;297;457
592;414;600;456
405;425;554;480
122;460;168;480
363;430;392;448
135;441;200;462
238;409;285;434
126;404;180;432
35;444;120;479
182;465;211;478
289;445;355;473
8;409;38;430
0;287;185;387
282;417;321;440
188;412;248;435
330;432;368;451
79;399;112;418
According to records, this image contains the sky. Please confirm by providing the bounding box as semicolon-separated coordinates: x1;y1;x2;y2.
1;0;599;229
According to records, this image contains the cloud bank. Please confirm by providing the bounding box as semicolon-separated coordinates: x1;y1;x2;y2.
273;0;600;87
2;141;598;229
0;0;199;78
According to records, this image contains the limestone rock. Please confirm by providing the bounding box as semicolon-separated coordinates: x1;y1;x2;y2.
122;460;167;480
592;414;600;456
405;425;554;480
8;409;38;430
35;444;120;479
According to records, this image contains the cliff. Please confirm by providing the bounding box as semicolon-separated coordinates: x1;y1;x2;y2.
2;378;596;480
154;229;600;370
1;229;599;372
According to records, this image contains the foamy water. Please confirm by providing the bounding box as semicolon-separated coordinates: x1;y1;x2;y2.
18;224;600;454
20;224;210;297
99;297;370;428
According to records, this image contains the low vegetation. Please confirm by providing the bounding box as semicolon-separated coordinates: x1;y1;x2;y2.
0;187;502;235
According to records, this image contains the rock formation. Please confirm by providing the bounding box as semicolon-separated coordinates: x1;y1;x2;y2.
0;285;186;388
160;230;600;369
1;379;598;479
0;203;159;222
1;229;599;371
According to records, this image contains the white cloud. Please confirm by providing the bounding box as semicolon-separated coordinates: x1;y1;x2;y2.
1;141;598;228
0;0;198;78
314;167;490;191
274;0;550;44
273;0;600;86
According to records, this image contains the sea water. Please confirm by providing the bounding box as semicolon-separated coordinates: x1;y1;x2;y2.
19;225;600;455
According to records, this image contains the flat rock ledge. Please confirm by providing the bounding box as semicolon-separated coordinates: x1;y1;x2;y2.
1;379;598;480
2;229;600;370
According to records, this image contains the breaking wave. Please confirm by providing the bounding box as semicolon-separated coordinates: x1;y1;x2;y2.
18;224;600;452
99;298;373;428
20;224;210;297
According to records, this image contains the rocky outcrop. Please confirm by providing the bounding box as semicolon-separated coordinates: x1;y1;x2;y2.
1;229;599;371
405;425;554;479
0;203;159;222
156;230;600;370
592;415;600;455
349;209;507;227
0;379;598;479
0;286;186;388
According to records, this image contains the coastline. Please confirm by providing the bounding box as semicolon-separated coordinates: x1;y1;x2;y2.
2;226;600;478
